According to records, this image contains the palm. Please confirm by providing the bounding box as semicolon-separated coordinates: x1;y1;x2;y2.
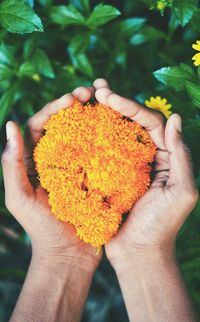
106;186;172;252
24;162;102;260
105;150;195;257
21;91;102;261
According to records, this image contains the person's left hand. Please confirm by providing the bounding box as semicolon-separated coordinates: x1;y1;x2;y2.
92;78;198;269
1;86;102;270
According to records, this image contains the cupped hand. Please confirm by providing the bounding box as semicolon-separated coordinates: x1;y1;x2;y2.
93;78;199;266
1;86;102;269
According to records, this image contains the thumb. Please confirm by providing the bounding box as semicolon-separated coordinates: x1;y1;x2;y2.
165;114;196;189
1;121;34;215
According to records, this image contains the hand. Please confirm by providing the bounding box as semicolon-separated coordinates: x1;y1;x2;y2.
93;79;199;267
1;86;102;270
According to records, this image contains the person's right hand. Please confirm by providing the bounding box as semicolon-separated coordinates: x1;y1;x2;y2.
93;78;199;268
1;86;102;270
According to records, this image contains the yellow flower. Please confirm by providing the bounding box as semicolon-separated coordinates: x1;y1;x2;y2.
145;96;172;119
32;74;41;82
156;1;166;11
192;40;200;66
34;100;156;248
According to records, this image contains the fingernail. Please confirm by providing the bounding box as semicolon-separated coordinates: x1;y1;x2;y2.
5;122;17;151
6;122;12;141
175;115;182;132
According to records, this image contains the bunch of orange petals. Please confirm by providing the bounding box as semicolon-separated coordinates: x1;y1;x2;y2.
34;100;156;248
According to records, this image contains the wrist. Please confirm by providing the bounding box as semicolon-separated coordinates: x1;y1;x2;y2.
107;243;176;274
31;246;99;275
12;246;96;322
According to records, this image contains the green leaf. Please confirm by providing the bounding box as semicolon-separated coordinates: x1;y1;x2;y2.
119;18;146;36
68;47;93;77
25;0;34;8
179;63;195;76
191;8;200;31
0;0;43;34
186;81;200;107
50;5;85;26
169;12;179;32
81;0;90;12
74;54;93;77
0;29;7;41
31;49;55;79
0;43;16;66
115;52;126;65
153;64;196;91
198;66;200;81
184;119;200;131
86;4;121;29
173;0;197;27
0;84;17;129
18;61;36;77
23;37;37;59
19;98;35;116
0;64;13;81
69;33;90;55
37;0;52;6
69;0;90;14
130;26;166;45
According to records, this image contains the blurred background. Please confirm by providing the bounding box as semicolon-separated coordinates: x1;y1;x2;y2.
0;0;200;321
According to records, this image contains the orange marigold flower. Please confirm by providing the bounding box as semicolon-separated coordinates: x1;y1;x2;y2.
34;100;156;248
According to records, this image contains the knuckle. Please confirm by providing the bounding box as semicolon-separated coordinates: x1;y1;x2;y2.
42;102;50;111
156;111;165;124
40;101;56;114
146;105;165;122
146;110;165;132
45;102;54;113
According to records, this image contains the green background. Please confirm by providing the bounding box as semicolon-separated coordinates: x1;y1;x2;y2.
0;0;200;321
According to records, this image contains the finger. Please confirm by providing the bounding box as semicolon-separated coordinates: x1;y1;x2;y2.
154;150;169;172
93;78;110;89
26;93;75;145
72;86;95;102
95;87;166;150
151;150;170;188
95;87;113;105
165;114;196;189
24;93;75;176
1;122;34;215
24;87;94;177
87;86;95;96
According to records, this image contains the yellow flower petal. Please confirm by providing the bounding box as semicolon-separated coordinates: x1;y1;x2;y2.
192;40;200;66
192;40;200;51
192;52;200;66
156;1;166;11
32;74;41;82
145;96;172;119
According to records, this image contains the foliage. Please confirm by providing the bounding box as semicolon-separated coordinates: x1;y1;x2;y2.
0;0;200;321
